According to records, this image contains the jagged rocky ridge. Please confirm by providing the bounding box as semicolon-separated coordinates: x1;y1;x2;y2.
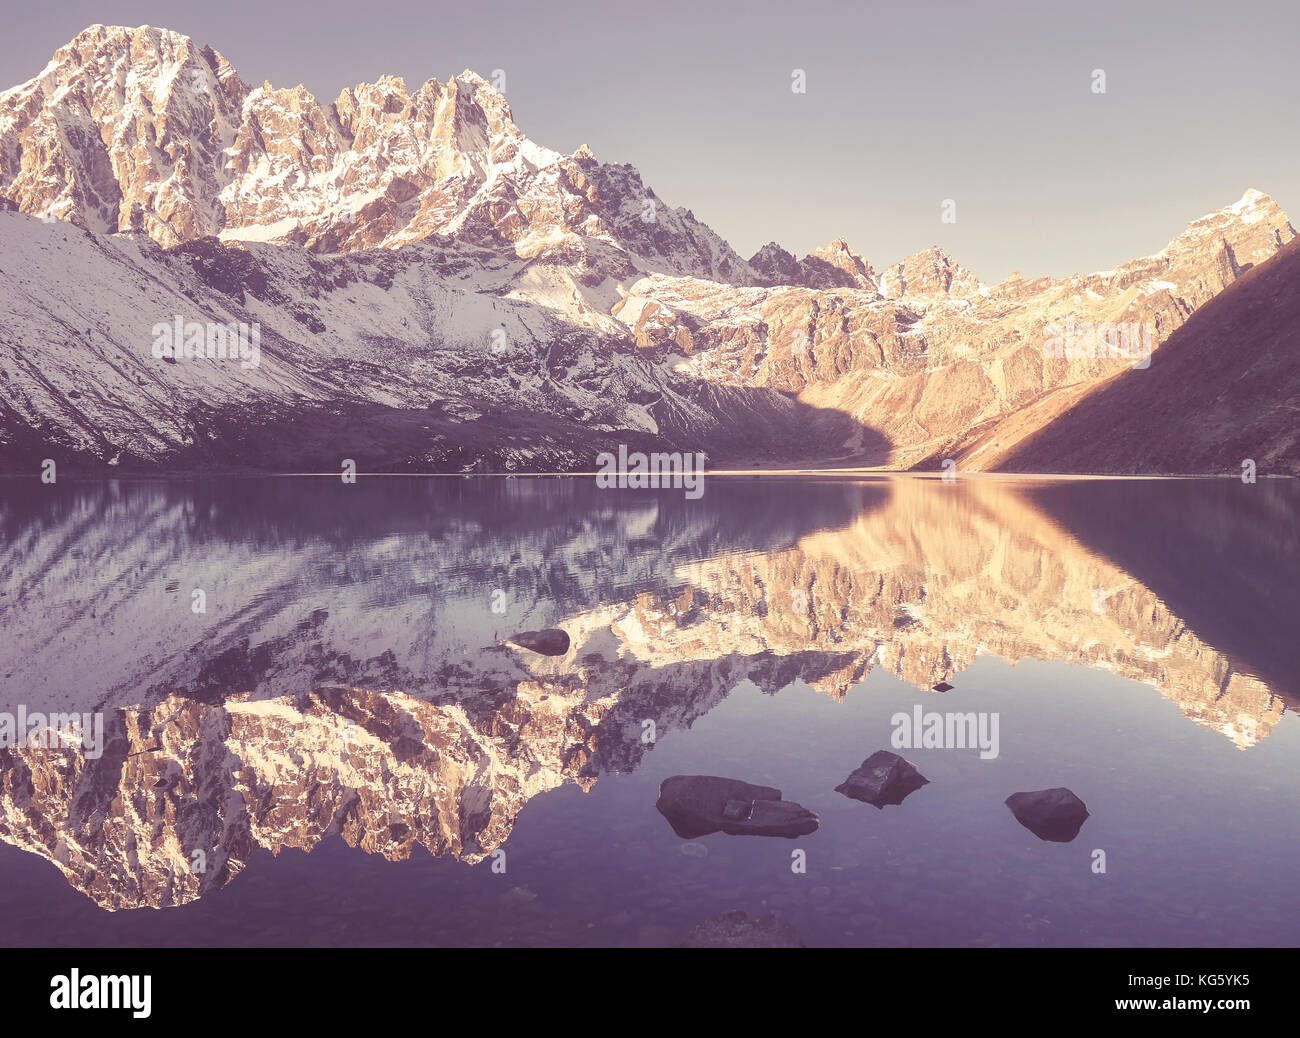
1;25;1295;472
0;25;751;277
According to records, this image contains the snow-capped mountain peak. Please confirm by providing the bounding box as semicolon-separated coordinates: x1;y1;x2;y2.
0;25;755;283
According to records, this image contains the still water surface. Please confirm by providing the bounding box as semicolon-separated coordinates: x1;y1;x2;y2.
0;475;1295;946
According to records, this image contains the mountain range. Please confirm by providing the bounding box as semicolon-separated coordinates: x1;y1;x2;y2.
1;24;1296;474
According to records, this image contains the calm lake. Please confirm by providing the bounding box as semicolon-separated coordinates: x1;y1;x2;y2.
0;475;1296;947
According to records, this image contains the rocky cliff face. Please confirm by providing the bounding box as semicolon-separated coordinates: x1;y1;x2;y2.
0;25;246;241
878;246;980;300
971;234;1300;474
1;24;1296;473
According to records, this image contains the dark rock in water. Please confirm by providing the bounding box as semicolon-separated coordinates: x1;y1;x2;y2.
835;750;930;808
721;799;753;821
656;775;819;838
682;910;805;948
932;681;954;692
506;628;570;656
1005;787;1089;842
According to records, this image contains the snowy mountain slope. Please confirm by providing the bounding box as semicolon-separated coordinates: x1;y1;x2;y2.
0;209;864;470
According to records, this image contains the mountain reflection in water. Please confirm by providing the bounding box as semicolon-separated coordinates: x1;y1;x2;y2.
0;475;1296;947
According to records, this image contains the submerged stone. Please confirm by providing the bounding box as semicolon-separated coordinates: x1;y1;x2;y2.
835;749;930;808
656;775;819;838
1005;787;1089;842
682;910;805;948
506;628;570;656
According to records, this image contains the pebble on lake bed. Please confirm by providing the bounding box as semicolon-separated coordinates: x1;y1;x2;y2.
681;910;805;948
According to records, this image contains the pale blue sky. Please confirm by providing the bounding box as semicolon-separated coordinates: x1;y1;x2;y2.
4;0;1297;282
